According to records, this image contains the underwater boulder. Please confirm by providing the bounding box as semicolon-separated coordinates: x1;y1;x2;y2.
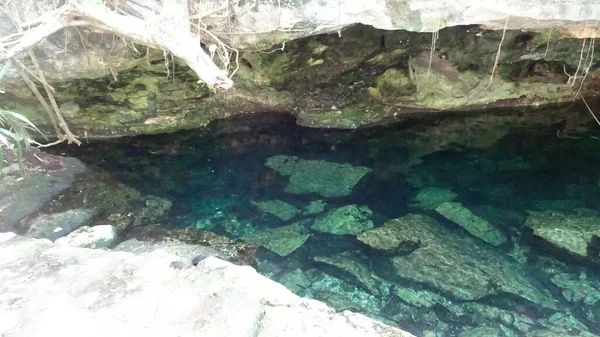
525;210;600;258
265;155;372;198
363;214;556;308
550;273;600;305
435;202;507;246
250;199;301;221
312;205;374;235
241;221;311;257
313;253;384;295
410;187;457;210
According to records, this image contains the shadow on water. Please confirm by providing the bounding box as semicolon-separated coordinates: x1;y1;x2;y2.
48;106;600;337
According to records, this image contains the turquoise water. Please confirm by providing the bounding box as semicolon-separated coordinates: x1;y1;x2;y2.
54;110;600;337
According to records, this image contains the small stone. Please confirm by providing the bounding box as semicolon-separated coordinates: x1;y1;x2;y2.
312;205;373;235
55;225;118;249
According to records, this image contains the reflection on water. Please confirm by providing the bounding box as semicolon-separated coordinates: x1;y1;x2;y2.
53;109;600;337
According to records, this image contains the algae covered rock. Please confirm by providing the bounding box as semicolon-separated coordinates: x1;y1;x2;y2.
435;202;507;246
366;214;555;307
524;211;600;257
24;208;96;241
410;187;457;210
242;221;311;257
312;205;373;235
265;155;372;198
55;225;118;249
251;199;300;221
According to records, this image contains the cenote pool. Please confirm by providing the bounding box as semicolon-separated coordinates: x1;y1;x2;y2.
49;106;600;337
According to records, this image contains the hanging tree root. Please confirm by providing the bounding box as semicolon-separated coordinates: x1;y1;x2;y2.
0;0;234;91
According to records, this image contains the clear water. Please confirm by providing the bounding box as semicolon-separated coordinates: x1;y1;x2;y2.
52;109;600;337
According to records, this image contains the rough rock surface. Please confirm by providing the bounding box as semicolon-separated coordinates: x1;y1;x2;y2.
312;205;374;235
55;225;118;249
265;155;372;198
0;233;415;337
435;201;507;246
525;210;600;257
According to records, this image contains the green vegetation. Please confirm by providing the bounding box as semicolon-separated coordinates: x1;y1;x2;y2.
0;63;44;173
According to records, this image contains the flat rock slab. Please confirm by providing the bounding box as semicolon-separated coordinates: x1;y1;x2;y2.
0;233;413;337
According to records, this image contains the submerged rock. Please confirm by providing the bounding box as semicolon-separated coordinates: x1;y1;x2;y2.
0;233;414;337
362;214;555;308
410;187;457;210
265;155;372;198
525;211;600;257
23;208;96;241
435;202;507;246
314;253;384;295
459;327;504;337
303;200;327;215
242;222;311;257
55;225;118;249
312;205;373;235
550;273;600;305
279;268;313;293
251;199;300;221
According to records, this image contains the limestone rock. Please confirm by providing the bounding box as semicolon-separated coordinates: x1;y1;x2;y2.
242;222;311;257
115;226;257;266
363;214;555;308
55;225;118;249
525;211;600;257
410;187;457;210
312;205;373;235
24;208;95;241
251;199;300;221
435;202;507;246
265;155;372;198
0;233;415;337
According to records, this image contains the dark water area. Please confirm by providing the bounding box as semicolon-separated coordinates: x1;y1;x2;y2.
49;109;600;337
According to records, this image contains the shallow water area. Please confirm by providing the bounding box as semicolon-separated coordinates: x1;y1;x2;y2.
49;107;600;337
